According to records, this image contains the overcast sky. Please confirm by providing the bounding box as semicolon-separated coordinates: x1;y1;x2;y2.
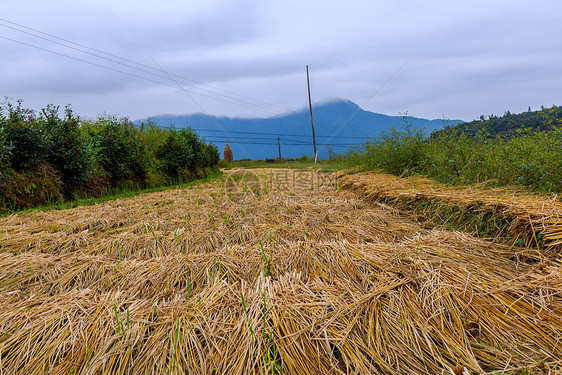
1;0;561;122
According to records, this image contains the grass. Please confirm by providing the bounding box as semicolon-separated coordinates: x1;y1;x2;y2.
0;170;224;218
0;168;561;374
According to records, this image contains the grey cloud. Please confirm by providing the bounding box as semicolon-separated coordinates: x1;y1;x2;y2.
0;0;561;122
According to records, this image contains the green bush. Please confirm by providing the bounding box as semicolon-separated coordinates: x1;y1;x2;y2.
297;155;313;163
39;104;92;187
0;119;12;174
156;128;202;177
201;142;220;168
493;128;562;192
352;123;426;175
424;129;490;184
87;115;148;185
5;123;47;170
217;159;229;168
1;100;47;171
136;119;168;169
422;126;562;192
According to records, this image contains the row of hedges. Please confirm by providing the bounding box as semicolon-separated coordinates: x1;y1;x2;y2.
0;99;220;211
344;108;562;194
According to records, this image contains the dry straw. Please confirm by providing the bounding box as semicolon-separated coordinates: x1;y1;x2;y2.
0;170;561;374
342;171;562;255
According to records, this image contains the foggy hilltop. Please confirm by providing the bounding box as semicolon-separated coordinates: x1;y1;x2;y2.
137;99;463;160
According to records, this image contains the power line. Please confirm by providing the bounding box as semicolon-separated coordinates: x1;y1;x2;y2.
142;122;362;147
202;139;359;148
1;32;273;118
0;17;286;112
0;19;284;115
0;35;277;116
0;23;278;115
205;139;359;147
151;58;264;160
199;135;360;146
0;34;178;88
186;127;368;139
0;35;366;148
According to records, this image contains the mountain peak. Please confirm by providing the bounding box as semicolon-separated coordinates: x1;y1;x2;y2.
315;98;360;110
136;99;463;160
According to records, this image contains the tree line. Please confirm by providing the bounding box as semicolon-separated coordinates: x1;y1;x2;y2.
434;105;562;138
0;99;220;211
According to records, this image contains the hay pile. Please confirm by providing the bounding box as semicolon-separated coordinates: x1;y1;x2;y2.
224;142;234;162
0;169;561;374
342;172;562;254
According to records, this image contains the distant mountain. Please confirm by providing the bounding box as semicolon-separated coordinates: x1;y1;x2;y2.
135;99;463;160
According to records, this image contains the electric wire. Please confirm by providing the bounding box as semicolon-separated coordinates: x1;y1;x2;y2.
201;136;359;146
200;139;359;148
0;32;365;154
0;35;178;88
0;29;279;115
184;128;368;139
0;18;286;114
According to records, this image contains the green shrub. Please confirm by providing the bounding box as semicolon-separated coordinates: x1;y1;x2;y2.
5;123;47;170
423;129;489;184
1;100;47;171
137;119;168;159
88;115;148;185
156;128;202;177
201;143;220;168
422;126;562;192
0;121;11;174
217;159;229;168
297;155;313;163
495;128;562;192
39;104;92;187
355;123;426;175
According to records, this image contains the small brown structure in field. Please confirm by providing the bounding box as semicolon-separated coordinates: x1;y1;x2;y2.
223;141;233;162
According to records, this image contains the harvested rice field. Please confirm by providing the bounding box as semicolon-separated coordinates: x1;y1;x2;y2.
1;168;561;374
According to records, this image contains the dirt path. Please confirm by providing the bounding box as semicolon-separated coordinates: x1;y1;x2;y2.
0;169;561;374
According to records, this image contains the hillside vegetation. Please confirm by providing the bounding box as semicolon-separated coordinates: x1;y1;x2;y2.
0;100;220;213
434;105;562;138
344;105;562;194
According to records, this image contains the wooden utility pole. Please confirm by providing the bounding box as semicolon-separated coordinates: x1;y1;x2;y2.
278;137;281;159
306;65;318;163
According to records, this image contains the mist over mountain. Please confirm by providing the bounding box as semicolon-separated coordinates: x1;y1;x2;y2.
136;100;463;160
